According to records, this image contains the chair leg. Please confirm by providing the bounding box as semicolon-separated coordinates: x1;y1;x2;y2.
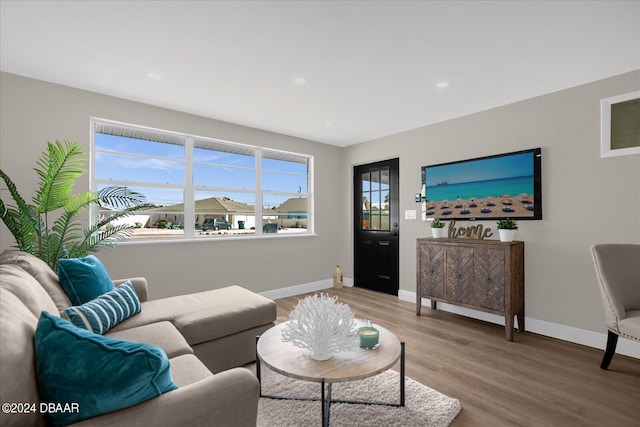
600;330;619;370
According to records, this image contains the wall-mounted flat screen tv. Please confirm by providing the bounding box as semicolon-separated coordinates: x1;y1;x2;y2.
422;148;542;220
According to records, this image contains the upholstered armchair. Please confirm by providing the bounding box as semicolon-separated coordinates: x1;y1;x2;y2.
591;244;640;369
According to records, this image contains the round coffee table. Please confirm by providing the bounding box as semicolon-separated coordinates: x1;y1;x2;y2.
256;322;405;427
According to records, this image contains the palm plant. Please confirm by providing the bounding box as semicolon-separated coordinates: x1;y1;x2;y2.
0;140;151;270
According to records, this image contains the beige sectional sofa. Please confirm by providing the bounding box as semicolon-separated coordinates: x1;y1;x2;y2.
0;250;277;426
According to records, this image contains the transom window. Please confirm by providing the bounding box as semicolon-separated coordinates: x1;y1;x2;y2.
92;118;312;240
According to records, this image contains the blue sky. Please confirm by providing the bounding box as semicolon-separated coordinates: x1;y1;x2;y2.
95;134;307;208
425;152;534;187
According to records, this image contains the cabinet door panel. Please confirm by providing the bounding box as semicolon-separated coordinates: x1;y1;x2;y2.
419;244;445;299
445;246;474;305
474;248;505;311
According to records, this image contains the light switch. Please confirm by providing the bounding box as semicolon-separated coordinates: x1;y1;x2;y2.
404;210;417;220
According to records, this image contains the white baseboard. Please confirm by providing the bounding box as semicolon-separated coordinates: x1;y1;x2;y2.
258;277;355;301
398;290;640;359
259;279;332;300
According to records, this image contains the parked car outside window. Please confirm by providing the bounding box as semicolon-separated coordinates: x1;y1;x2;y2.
202;218;232;231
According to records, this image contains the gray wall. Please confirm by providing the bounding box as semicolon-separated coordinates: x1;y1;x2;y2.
342;70;640;334
1;70;639;341
0;72;347;298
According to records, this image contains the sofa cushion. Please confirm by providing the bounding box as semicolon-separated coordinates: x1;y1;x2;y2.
0;264;59;317
0;250;72;311
61;281;141;334
167;354;214;387
0;289;45;427
114;277;149;302
57;255;115;305
107;321;194;359
168;286;277;345
34;311;178;427
110;286;277;345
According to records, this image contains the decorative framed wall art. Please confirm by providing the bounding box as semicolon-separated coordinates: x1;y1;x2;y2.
600;91;640;158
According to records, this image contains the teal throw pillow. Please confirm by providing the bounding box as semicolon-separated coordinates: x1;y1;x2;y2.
34;311;177;427
57;255;115;305
61;281;141;334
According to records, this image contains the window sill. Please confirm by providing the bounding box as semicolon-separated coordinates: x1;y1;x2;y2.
116;232;318;246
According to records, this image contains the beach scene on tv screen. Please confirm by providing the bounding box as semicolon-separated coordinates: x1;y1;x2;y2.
424;152;535;219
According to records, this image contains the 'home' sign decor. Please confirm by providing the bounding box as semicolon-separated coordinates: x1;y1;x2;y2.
448;220;493;240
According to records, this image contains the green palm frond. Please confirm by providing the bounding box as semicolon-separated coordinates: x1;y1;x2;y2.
1;139;149;270
94;204;152;231
0;169;41;252
64;190;99;215
34;140;86;213
68;224;134;259
0;199;25;248
98;186;148;209
48;210;85;267
72;202;150;255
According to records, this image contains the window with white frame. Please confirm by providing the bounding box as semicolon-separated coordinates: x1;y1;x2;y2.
92;119;312;239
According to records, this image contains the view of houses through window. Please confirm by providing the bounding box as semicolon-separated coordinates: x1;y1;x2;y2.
92;119;311;239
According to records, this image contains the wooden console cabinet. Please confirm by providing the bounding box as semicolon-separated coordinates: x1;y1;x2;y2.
416;238;524;341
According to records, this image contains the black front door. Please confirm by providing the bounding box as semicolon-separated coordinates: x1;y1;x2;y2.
353;158;399;296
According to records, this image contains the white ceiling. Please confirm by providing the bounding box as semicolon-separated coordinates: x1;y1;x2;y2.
1;1;638;147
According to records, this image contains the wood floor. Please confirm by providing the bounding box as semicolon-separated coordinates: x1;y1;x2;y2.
274;287;640;427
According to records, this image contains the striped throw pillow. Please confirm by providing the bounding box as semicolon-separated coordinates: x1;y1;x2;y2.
61;281;141;334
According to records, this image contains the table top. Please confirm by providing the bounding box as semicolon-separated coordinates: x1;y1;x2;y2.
257;321;401;383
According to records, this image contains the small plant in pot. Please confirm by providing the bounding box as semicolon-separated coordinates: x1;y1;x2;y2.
430;218;445;238
496;218;518;242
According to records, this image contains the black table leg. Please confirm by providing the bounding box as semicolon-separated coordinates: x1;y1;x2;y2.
255;336;262;397
400;341;405;407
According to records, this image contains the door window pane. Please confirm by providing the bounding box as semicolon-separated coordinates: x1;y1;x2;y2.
362;172;371;192
370;210;381;230
371;171;380;191
382;190;390;210
360;167;390;231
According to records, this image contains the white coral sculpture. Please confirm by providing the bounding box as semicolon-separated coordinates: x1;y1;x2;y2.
281;293;359;360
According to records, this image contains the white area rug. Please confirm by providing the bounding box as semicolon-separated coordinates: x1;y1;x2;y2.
246;364;461;427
